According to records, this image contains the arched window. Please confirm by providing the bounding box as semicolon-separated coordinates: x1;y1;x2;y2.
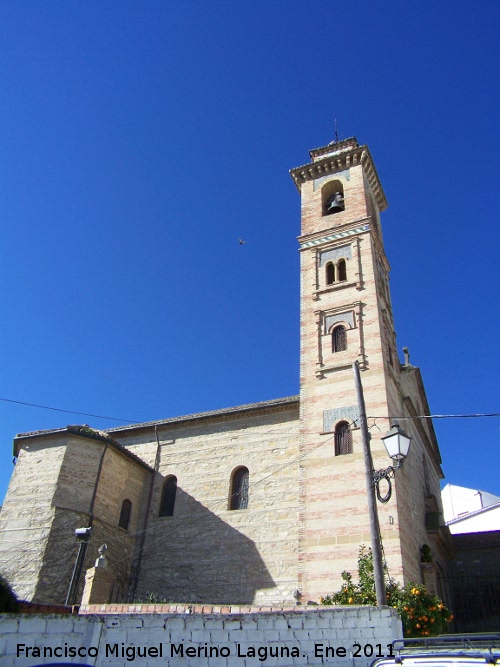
337;258;347;281
321;180;345;217
332;325;347;352
230;467;249;510
159;476;177;517
118;499;132;530
335;422;352;456
326;262;335;285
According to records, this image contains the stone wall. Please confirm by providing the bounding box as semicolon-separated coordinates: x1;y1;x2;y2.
0;431;152;605
0;606;402;667
113;402;301;605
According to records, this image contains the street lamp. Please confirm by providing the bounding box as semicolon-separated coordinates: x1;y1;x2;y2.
381;423;411;469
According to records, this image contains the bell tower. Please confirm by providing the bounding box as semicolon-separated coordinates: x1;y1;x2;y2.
290;137;411;600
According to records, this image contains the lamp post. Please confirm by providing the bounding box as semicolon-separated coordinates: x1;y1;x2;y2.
353;361;411;606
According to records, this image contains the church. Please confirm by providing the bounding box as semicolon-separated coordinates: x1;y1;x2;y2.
0;136;451;607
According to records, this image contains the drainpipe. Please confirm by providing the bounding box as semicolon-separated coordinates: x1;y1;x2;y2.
129;426;162;596
65;440;109;606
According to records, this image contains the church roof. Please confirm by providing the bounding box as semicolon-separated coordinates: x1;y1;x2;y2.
107;395;300;435
14;424;154;470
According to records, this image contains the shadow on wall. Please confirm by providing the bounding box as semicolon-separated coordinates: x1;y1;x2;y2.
33;508;137;605
132;486;276;605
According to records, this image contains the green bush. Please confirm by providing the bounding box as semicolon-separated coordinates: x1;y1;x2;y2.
320;546;453;637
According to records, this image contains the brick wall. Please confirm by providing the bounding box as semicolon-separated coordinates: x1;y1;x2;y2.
0;606;402;667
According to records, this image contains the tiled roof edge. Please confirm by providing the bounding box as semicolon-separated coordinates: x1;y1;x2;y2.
108;395;300;434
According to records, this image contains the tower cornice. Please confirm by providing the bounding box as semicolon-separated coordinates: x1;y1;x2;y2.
290;139;388;212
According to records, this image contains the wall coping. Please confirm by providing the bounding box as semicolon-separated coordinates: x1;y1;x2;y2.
79;603;394;616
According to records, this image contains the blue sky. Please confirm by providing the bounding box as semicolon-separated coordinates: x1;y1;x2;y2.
1;1;499;504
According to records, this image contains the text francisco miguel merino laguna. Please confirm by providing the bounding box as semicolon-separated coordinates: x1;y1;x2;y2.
17;641;395;661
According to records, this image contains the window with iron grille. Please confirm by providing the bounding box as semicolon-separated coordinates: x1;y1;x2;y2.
332;325;347;352
118;499;132;530
159;476;177;517
335;421;352;455
230;467;249;510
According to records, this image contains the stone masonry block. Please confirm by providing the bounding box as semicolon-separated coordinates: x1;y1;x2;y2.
286;616;303;629
204;617;225;630
206;658;229;667
163;616;186;631
310;616;330;629
102;628;128;644
222;619;241;631
169;631;190;644
45;616;75;633
191;629;211;643
244;629;266;643
18;616;47;634
240;617;258;630
126;629;152;644
255;615;276;630
185;615;206;631
272;616;290;629
329;616;344;628
209;630;230;643
0;618;19;633
303;616;322;629
296;640;318;655
224;629;247;642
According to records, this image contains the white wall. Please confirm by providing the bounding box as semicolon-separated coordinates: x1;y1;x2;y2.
0;606;402;667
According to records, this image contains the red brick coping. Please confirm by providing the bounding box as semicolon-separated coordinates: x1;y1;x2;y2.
79;603;306;615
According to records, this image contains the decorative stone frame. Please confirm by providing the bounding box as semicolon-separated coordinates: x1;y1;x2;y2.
314;302;365;377
308;234;365;300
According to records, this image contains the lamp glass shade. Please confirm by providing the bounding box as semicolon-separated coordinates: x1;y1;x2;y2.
381;425;411;461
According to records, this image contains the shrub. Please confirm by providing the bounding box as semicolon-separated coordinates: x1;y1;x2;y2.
320;546;453;637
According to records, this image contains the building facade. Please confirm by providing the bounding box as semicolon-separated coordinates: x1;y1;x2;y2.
0;136;451;606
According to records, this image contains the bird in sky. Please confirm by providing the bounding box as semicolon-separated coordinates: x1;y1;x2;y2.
238;238;246;245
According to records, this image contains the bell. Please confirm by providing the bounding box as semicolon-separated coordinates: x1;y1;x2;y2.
326;192;344;213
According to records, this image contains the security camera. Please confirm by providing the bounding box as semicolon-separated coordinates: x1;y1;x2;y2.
75;527;92;540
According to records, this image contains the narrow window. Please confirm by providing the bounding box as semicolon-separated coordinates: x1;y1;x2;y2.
337;259;347;281
326;262;335;285
118;499;132;530
332;325;347;352
230;467;249;510
159;476;177;517
335;422;352;455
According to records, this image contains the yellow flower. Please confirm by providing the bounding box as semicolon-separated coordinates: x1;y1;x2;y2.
348;597;354;604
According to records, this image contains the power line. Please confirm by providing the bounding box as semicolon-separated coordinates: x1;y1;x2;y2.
368;412;500;420
0;397;140;424
1;395;498;426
